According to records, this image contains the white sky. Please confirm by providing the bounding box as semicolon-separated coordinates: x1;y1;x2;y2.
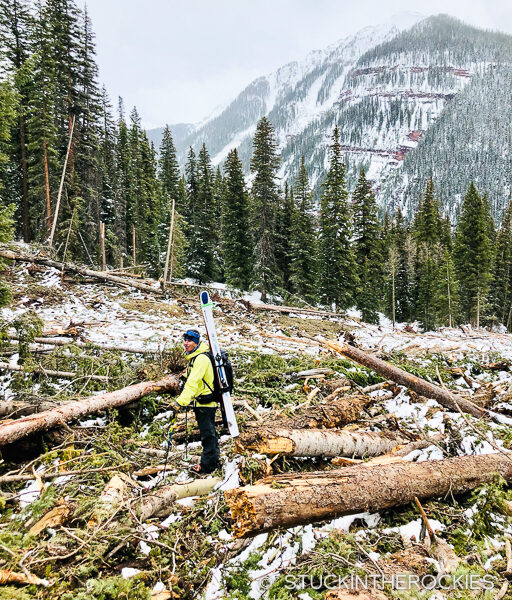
80;0;512;129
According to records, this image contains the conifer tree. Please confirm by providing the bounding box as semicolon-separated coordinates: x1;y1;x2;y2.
222;148;252;290
113;98;130;263
412;179;444;330
186;143;217;282
0;0;32;240
158;125;180;213
352;168;382;323
318;126;357;310
250;117;281;301
454;182;494;327
433;249;459;327
389;209;416;322
289;156;317;304
489;199;512;329
275;181;294;294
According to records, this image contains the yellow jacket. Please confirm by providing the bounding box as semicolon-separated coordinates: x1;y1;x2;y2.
176;342;216;408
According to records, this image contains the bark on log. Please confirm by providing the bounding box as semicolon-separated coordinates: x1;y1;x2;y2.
0;374;180;446
236;428;408;457
0;247;161;295
135;477;221;521
323;339;512;424
269;394;372;430
225;452;512;537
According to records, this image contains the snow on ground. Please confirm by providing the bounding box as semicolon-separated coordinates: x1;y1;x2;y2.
4;264;512;598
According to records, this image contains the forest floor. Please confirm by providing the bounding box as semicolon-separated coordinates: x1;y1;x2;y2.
1;254;512;600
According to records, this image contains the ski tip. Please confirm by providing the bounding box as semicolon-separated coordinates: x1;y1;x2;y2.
200;291;210;305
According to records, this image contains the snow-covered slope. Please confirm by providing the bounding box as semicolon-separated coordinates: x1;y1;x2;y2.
151;13;512;221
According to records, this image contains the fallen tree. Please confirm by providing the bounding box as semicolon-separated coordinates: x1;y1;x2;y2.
236;428;408;457
135;477;221;521
0;374;180;446
0;362;108;381
0;246;160;294
269;394;373;429
320;339;512;425
7;334;157;355
225;452;512;537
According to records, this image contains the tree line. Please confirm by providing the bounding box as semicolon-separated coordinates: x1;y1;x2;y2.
1;1;511;331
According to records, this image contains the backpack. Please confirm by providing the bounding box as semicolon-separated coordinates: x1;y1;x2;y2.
195;349;234;404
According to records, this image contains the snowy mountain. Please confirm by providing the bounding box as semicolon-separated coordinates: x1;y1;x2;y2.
151;14;512;220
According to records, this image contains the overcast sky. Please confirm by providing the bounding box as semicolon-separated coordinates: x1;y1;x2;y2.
80;0;512;129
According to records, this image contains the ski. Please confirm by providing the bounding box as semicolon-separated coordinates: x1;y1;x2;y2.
200;291;239;438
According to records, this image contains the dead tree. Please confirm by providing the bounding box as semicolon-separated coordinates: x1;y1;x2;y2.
225;452;512;537
0;374;180;446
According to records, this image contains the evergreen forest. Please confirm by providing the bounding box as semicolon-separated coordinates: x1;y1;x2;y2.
1;1;512;332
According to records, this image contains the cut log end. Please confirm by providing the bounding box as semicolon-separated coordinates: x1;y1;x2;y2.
225;487;261;538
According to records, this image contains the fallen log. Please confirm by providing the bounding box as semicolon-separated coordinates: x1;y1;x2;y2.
322;339;512;424
225;452;512;537
236;428;408;457
0;374;180;446
0;362;108;381
0;246;161;295
269;394;372;429
135;477;221;521
7;334;157;355
240;298;345;318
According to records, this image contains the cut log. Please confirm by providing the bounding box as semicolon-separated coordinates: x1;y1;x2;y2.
0;374;180;446
236;428;408;458
225;452;512;537
322;339;512;424
135;477;221;521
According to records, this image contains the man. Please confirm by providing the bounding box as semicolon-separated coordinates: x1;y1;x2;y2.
174;329;220;475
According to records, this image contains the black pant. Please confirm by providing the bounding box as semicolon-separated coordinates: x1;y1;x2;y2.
193;405;220;472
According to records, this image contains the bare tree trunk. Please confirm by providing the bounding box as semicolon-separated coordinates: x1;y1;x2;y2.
135;477;221;521
132;224;136;266
0;374;180;446
225;452;512;537
163;198;175;284
48;116;75;247
99;221;106;271
236;428;408;457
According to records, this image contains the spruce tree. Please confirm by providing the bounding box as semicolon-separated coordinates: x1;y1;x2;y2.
289;156;317;304
489;199;512;328
412;179;444;331
454;182;494;327
158;125;180;213
186;143;217;282
250;116;281;301
318;126;357;310
433;249;459;327
0;0;32;240
275;181;294;294
222;148;252;290
352;168;382;323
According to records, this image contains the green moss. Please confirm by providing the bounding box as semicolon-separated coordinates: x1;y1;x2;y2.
60;576;151;600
